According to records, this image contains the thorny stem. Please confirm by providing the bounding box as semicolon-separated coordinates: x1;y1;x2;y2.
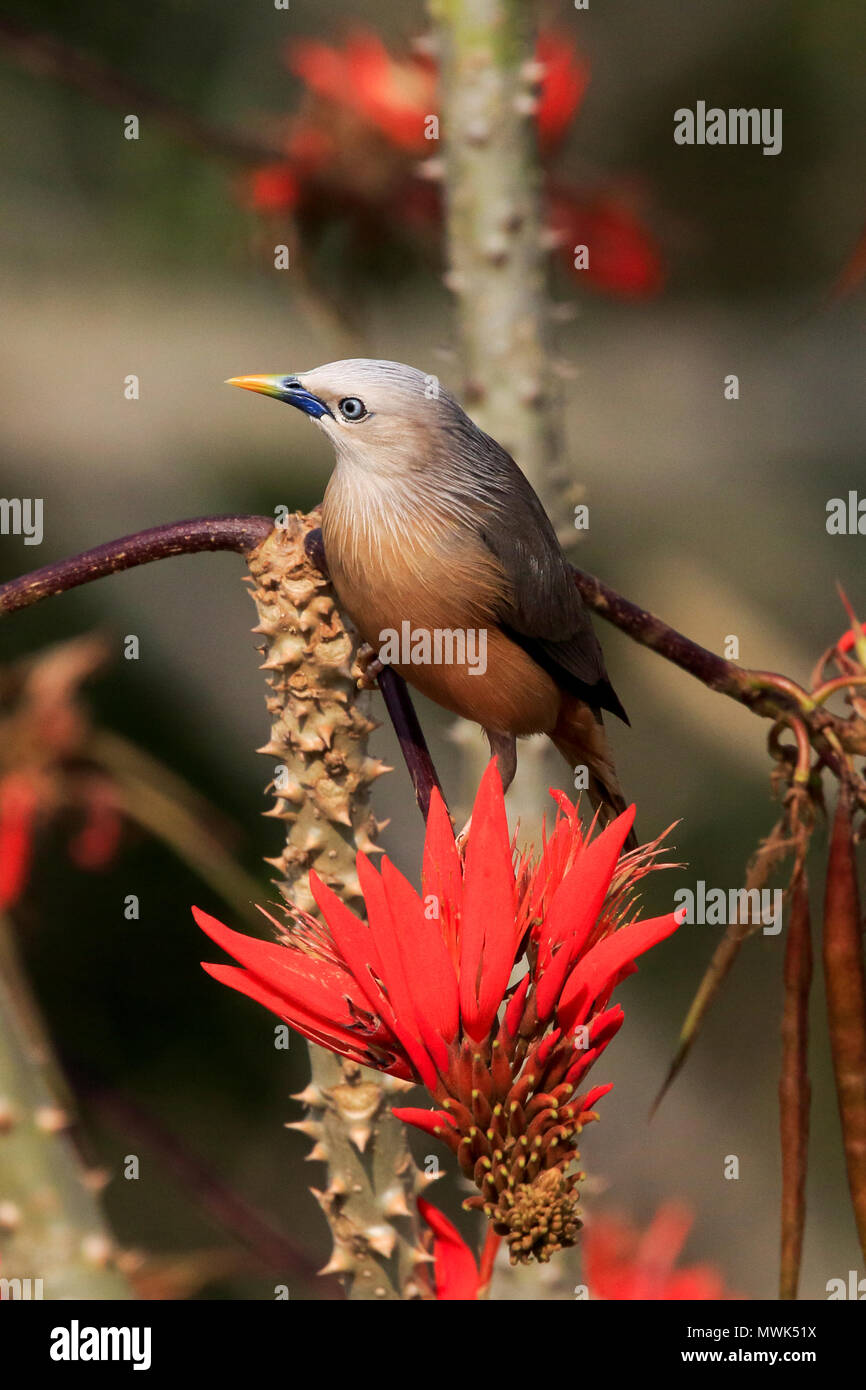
0;913;133;1297
434;0;567;830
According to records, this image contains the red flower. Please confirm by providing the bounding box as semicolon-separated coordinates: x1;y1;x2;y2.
0;773;39;910
535;30;589;152
582;1204;736;1300
548;188;665;298
288;32;436;153
196;761;682;1262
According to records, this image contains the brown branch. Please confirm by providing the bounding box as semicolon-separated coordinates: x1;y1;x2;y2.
0;18;286;166
4;516;864;772
571;565;866;768
0;516;274;615
4;518;862;796
571;565;796;711
823;785;866;1262
779;868;812;1300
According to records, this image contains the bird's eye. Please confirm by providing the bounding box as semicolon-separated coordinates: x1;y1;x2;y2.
338;397;367;421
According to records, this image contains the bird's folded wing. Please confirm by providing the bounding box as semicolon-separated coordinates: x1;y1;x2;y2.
476;480;629;724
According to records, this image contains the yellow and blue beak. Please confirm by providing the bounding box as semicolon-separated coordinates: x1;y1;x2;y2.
225;375;333;419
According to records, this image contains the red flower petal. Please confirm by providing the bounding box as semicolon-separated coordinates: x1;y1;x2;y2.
421;784;462;962
458;762;519;1039
194;906;358;1025
202;962;403;1072
535;30;589;151
380;856;459;1061
535;806;636;1019
392;1106;457;1140
288;32;434;153
558;908;683;1031
564;1004;624;1086
0;774;38;910
548;189;665;299
503;971;531;1039
417;1197;481;1300
354;854;441;1088
572;1081;614;1115
308;870;395;1025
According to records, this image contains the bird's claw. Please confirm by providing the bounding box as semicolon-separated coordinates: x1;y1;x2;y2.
353;642;386;690
455;815;472;853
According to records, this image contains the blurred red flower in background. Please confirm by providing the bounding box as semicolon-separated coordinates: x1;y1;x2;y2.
581;1203;738;1300
289;32;436;153
415;1198;736;1300
0;639;124;912
241;27;663;299
534;30;590;152
548;189;665;299
0;773;38;911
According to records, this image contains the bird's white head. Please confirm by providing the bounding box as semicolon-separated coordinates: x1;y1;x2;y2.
226;358;465;479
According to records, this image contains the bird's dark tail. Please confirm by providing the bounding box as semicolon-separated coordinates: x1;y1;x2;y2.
551;696;639;854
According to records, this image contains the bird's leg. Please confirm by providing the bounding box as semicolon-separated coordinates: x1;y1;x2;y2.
352;641;386;690
484;729;518;792
456;730;518;850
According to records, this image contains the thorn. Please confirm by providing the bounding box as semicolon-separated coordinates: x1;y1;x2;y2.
35;1105;70;1134
319;1245;359;1277
81;1167;111;1194
291;1083;327;1109
81;1233;114;1267
365;1224;398;1259
380;1185;412;1219
348;1123;373;1153
285;1118;323;1140
0;1200;21;1231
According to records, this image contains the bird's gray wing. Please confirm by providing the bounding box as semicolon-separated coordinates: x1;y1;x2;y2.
471;460;629;723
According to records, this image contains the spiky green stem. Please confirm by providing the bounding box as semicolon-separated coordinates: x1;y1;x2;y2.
433;0;566;824
246;516;432;1300
0;914;132;1298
